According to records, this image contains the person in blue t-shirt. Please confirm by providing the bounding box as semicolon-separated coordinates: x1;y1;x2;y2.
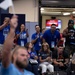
25;42;39;75
1;15;34;75
16;24;29;46
43;24;60;51
0;17;10;44
31;25;43;55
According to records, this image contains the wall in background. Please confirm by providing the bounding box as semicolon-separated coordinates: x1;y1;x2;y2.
42;15;71;33
26;22;38;42
9;0;38;22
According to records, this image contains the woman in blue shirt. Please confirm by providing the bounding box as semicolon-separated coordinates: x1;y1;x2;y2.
16;24;29;46
25;42;39;75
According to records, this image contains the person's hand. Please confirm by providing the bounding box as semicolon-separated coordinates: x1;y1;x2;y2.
40;35;43;39
46;57;51;61
26;29;28;32
59;62;64;66
3;17;10;26
10;15;18;29
36;35;39;38
34;56;38;60
48;57;52;62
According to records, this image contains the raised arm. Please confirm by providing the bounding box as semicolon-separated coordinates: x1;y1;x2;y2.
0;17;10;30
2;15;18;68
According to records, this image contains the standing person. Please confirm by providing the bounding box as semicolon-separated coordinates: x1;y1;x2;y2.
63;19;75;56
31;25;42;55
0;17;10;44
25;42;39;75
43;24;60;51
39;42;54;75
16;24;29;46
52;45;69;71
1;15;34;75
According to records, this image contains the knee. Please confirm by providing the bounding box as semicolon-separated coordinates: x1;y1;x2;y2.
42;64;46;69
48;64;54;69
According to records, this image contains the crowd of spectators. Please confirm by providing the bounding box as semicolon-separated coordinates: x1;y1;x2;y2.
0;15;75;75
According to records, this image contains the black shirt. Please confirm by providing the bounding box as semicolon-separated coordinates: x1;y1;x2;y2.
39;51;52;60
52;50;69;63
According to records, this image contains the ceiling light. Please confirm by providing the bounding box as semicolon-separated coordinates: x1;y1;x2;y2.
41;11;61;14
41;8;44;11
72;11;75;14
41;11;61;15
63;12;71;15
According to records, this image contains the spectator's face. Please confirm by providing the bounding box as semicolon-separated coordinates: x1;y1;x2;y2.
35;26;40;32
15;49;29;69
29;43;33;49
51;25;56;32
20;24;25;31
58;46;64;53
43;44;48;51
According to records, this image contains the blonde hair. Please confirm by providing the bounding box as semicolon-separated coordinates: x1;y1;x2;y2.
11;46;27;63
40;42;50;53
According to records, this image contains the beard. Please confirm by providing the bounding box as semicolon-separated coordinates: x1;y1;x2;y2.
16;59;29;69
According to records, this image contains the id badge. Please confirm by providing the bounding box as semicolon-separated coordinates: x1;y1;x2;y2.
39;42;41;46
21;41;24;46
4;34;7;40
51;41;55;48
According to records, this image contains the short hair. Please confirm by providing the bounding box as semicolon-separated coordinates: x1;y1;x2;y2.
11;46;27;62
35;25;39;28
56;28;60;31
51;24;56;27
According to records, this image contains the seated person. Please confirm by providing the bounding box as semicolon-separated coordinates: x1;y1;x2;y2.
52;45;69;71
39;42;54;75
25;42;39;75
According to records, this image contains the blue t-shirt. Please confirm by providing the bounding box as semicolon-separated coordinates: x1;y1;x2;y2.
16;31;27;46
28;51;37;59
0;25;10;44
31;33;42;51
43;29;60;48
1;63;34;75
